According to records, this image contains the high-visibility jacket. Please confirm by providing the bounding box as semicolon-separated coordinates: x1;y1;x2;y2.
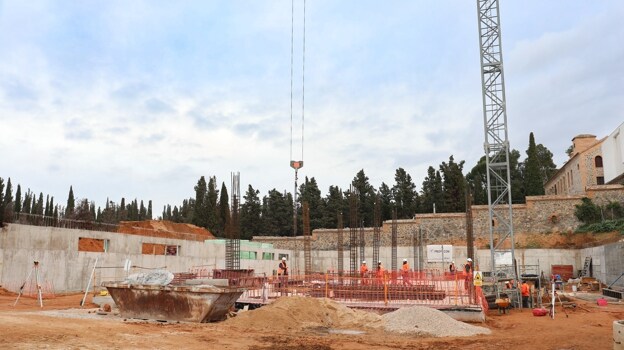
360;265;368;274
401;263;409;274
521;283;530;296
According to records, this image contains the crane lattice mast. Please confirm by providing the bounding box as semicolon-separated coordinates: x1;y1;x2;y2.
476;0;519;302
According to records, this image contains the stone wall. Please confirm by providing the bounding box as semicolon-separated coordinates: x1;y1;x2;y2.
253;187;624;251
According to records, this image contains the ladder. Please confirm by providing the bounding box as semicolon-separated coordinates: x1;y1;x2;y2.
581;257;592;277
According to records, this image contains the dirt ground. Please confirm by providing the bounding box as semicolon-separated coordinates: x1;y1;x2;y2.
0;291;622;350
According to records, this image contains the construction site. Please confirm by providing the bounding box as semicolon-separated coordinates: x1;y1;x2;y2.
1;1;624;349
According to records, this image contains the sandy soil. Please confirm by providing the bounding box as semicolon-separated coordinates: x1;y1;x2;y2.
0;291;622;350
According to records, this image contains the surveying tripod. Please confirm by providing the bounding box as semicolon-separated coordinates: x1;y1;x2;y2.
13;261;44;308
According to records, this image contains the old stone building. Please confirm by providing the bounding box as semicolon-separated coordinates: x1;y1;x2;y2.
545;134;605;195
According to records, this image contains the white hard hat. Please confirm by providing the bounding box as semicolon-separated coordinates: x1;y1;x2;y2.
282;257;286;260
362;260;366;264
378;261;382;264
452;261;455;264
403;259;407;262
467;258;473;262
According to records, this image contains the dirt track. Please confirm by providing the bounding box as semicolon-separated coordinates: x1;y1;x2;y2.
0;292;622;350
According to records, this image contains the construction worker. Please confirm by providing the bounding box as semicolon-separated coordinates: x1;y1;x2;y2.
521;280;530;308
449;261;456;275
278;257;288;294
401;259;410;285
360;260;369;285
376;261;385;283
464;258;473;291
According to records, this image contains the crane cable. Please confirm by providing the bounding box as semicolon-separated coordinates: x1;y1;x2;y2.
289;0;305;167
290;0;305;240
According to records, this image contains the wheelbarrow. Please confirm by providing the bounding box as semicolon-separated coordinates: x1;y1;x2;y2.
495;298;511;314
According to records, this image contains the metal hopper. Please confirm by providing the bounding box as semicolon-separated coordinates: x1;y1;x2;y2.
103;282;245;323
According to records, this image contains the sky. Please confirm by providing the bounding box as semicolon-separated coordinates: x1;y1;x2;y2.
1;1;623;216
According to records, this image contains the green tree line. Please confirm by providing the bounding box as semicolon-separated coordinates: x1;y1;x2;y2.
1;132;558;238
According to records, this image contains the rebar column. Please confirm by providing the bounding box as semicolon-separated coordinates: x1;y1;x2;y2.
373;195;381;268
303;201;311;275
337;212;344;277
349;188;359;275
391;209;397;272
226;172;241;270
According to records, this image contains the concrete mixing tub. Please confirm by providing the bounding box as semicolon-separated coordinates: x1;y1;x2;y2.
103;282;245;322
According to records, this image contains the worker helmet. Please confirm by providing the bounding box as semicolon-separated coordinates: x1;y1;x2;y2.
403;259;407;262
467;258;473;262
378;261;382;264
362;260;366;264
282;257;286;261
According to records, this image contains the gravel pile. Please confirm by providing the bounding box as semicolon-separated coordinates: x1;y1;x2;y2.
383;306;491;337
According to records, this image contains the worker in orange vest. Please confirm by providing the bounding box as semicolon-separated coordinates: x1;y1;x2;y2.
376;261;385;283
359;261;369;285
401;259;410;285
521;280;530;308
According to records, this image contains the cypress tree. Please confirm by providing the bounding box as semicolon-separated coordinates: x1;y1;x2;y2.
45;195;50;217
193;176;208;228
524;132;544;196
4;178;13;207
36;192;44;215
206;176;219;232
14;185;22;213
147;200;152;220
217;182;230;237
66;186;75;217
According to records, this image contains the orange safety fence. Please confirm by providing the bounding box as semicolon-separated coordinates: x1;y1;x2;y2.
238;271;482;308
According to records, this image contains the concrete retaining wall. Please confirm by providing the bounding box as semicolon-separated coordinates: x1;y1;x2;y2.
581;241;624;288
0;224;292;293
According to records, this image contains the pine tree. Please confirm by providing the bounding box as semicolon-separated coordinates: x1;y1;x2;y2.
322;185;346;228
524;132;544;196
392;168;417;219
260;189;293;236
421;166;444;213
535;143;558;185
378;183;394;220
240;185;262;239
66;186;75;217
298;177;324;230
440;155;466;212
351;169;376;226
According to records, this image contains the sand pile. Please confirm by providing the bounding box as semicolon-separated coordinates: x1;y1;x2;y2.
383;306;491;337
227;296;382;331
